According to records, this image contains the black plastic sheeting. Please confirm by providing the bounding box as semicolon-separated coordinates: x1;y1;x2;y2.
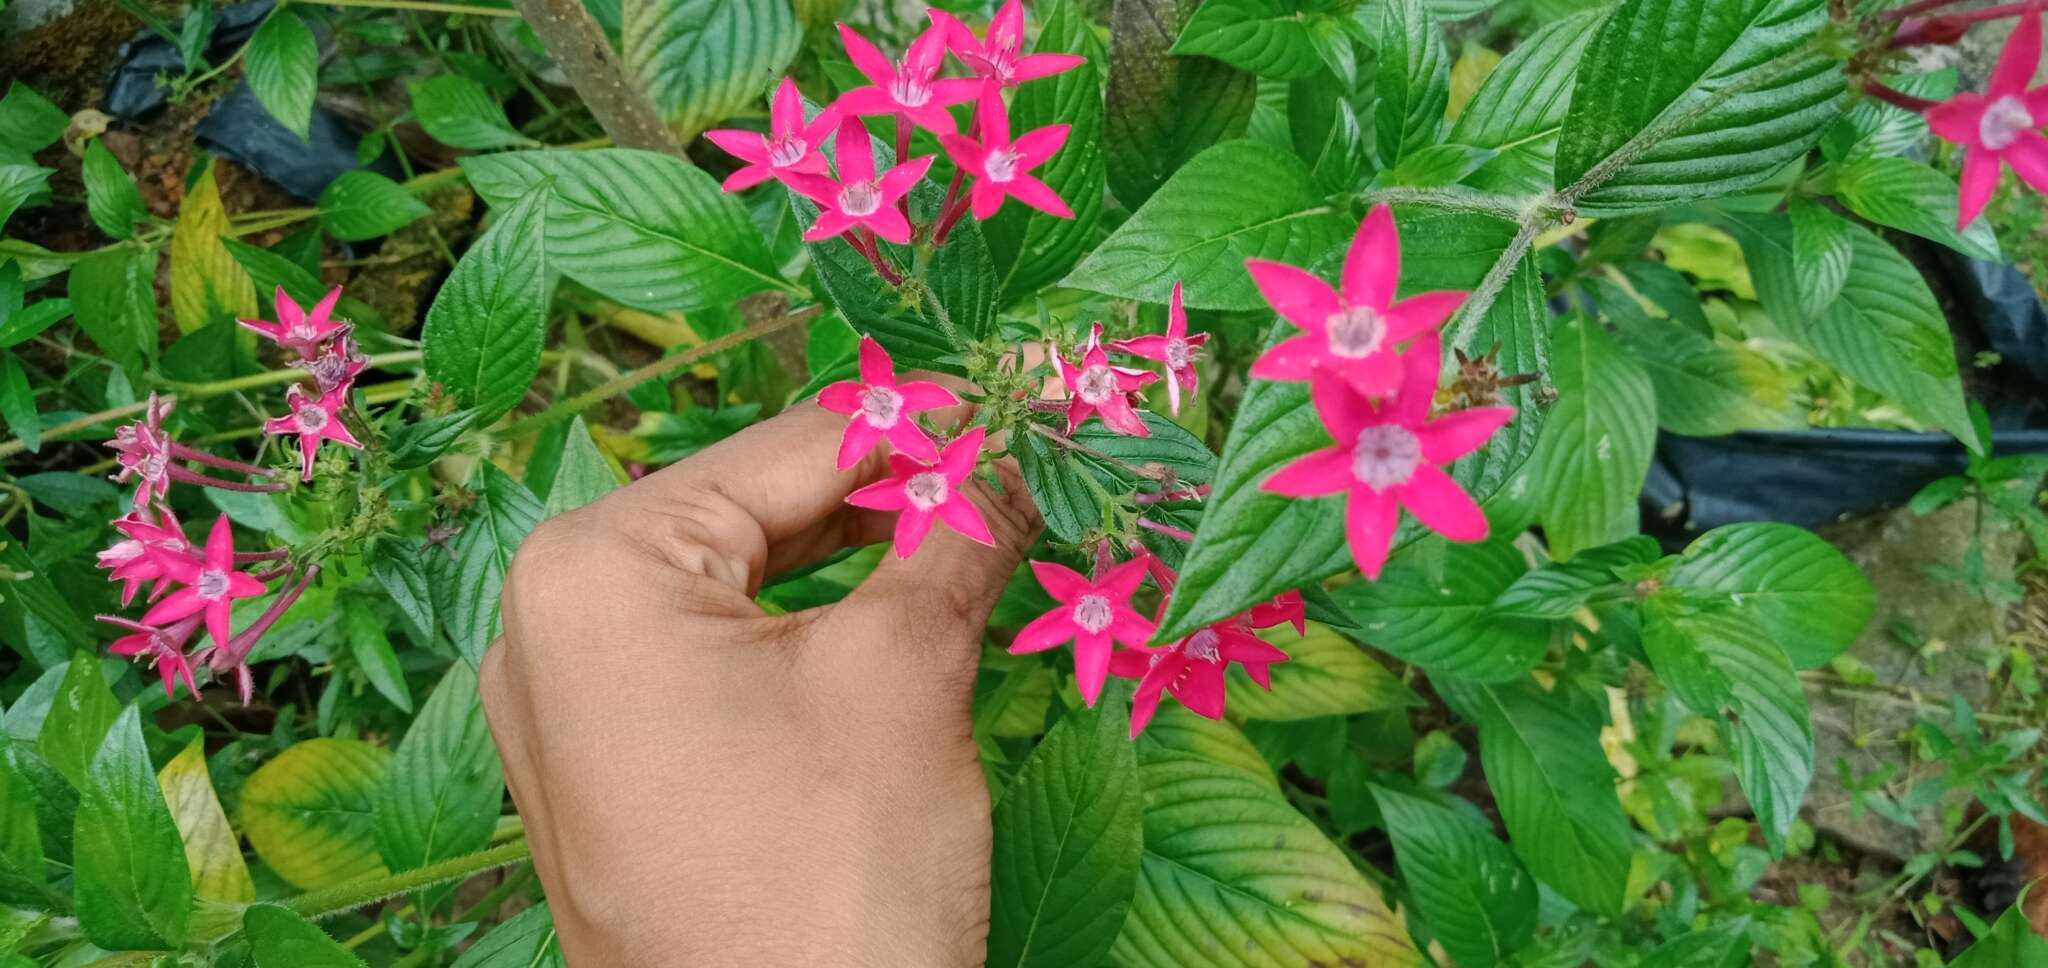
104;0;275;118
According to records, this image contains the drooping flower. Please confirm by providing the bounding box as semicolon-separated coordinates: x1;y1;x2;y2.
1111;622;1290;735
844;426;993;558
142;514;268;650
98;508;197;605
240;286;349;360
293;334;368;395
1925;7;2048;228
1109;280;1207;416
705;78;839;192
1011;557;1156;706
789;117;933;245
1246;589;1306;638
1051;323;1158;437
938;83;1072;220
1246;205;1467;400
928;0;1085;88
1260;335;1513;579
102;614;203;700
835;22;982;133
107;393;174;509
263;383;361;482
817;336;960;468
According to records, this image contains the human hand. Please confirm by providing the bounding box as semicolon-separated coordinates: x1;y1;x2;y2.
480;396;1040;967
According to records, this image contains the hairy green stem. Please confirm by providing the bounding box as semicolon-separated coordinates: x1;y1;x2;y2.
284;840;532;922
1359;185;1533;219
316;0;520;14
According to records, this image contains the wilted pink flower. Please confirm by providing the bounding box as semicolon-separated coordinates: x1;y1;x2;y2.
98;508;197;605
938;84;1071;220
293;334;368;395
929;0;1085;88
1052;323;1157;437
1246;589;1306;638
143;514;268;651
240;286;349;360
789;117;932;245
818;336;959;468
845;426;993;558
1109;280;1207;416
1260;335;1513;579
107;393;174;510
102;614;202;700
1247;205;1467;400
1925;7;2048;227
1010;557;1155;706
263;383;361;482
836;23;981;133
705;79;838;192
1111;622;1289;735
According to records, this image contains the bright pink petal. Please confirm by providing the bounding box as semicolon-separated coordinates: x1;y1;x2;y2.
1011;609;1077;654
857;336;894;386
935;497;994;546
835;116;877;182
722;166;774;192
1011;53;1085;84
1012;125;1069;167
1031;560;1092;602
1128;659;1174;735
273;288;303;331
1248;334;1323;383
204;601;232;650
989;0;1024;54
928;8;976;56
818;380;865;413
1385;290;1467;342
1168;281;1187;338
225;572;265;597
1098;557;1151;598
1418;407;1514;464
1113;334;1172;360
1111;646;1159;679
1338;350;1405;401
1262;448;1353;497
1109;609;1156;649
1073;634;1113;706
879;155;935;201
892;507;937;558
1389;333;1444;427
1004;175;1072;218
976;83;1010;146
882;420;940;462
1958;149;2001;228
846;477;909;510
805;208;855;241
940;425;986;481
895;381;959;411
1993;8;2042;97
1310;366;1374;440
970;180;1006;220
142;587;206;625
1175;659;1228;719
863;205;915;245
1342;204;1400;310
1245;260;1340;332
836;418;884;470
1095;393;1150;436
770;78;805;139
1345;488;1400;579
833;87;900;118
929;78;985;107
1396;464;1489;542
2006;130;2048;192
1926;96;1984;146
297;434;320;481
940;134;987;176
837;24;898;88
1219;631;1291;666
203;514;234;568
704;129;771;165
308;286;343;326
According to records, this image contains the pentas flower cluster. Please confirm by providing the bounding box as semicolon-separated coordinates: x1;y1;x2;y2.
1878;4;2048;227
244;287;367;480
706;0;1081;282
823;337;991;558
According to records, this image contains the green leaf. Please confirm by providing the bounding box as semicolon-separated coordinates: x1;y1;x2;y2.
448;465;544;665
245;12;320;141
83;139;147;240
1135;704;1280;789
1224;623;1419;720
1819;69;1953;165
1447;13;1599;196
37;653;120;788
0;543;95;654
68;247;157;374
238;738;392;890
370;539;439;647
0;352;37;454
1666;521;1872;668
245;905;367;968
1949;902;2048;967
543;416;620;518
1493;535;1659;619
0;165;50;232
1531;314;1655;558
1585;276;1799;435
343;600;413;713
422;188;549;425
984;0;1108;306
1832;156;2001;261
1374;0;1449;168
1372;786;1538;966
0;753;46;906
987;697;1143;968
463;149;786;315
318;171;431;242
1328;538;1550;681
1108;753;1416;966
622;0;800;139
1554;0;1843;214
0;82;68;156
384;408;480;470
375;663;504;909
409;75;533;149
74;705;193;951
1172;0;1323;80
1104;0;1257;207
157;738;256;902
1787;195;1851;317
1064;139;1349;311
1017;411;1215;542
451;902;565;968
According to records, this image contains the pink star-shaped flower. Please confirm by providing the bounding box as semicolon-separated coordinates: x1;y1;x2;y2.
107;393;174;510
705;78;838;192
1245;589;1306;639
1109;280;1208;416
1052;323;1158;437
844;426;993;558
98;508;198;605
1925;7;2048;228
1246;204;1467;400
142;514;268;651
835;22;982;133
102;614;203;700
938;83;1072;220
1111;622;1290;736
293;334;368;395
788;117;933;245
1011;557;1156;706
1259;335;1513;579
240;286;350;360
928;0;1085;88
817;336;959;469
263;383;361;482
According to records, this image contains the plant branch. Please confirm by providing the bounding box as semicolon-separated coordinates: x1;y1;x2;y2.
1360;186;1533;219
507;0;687;156
318;0;520;13
283;840;532;922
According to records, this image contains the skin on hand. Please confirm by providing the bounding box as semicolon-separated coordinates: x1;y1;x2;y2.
480;395;1040;968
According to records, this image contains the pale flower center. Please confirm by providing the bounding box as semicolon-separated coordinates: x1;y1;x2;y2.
1324;305;1386;359
1072;594;1114;633
310;356;349;387
767;135;807;168
904;471;949;511
296;404;329;434
141;452;167;480
196;569;230;600
1352;424;1422;491
1980;94;2034;151
1075;365;1117;405
984;148;1021;183
1165;339;1193;369
101;540;144;564
890;75;932;108
1183;628;1222;663
289;320;322;342
860;386;904;428
839;180;882;217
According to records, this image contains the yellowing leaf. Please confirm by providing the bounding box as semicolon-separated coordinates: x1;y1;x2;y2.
169;167;256;333
239;739;391;890
157;738;255;902
1447;43;1502;122
1224;622;1421;721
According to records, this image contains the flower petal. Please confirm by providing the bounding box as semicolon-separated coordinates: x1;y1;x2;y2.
1073;634;1113;706
1993;7;2043;97
722;166;774;192
1345;487;1399;579
1958;148;2001;229
1309;366;1374;441
940;134;987;177
1013;124;1069;167
1011;53;1085;84
2005;130;2048;193
837;23;898;88
879;155;936;201
1262;447;1353;497
884;421;941;463
1099;557;1151;598
1417;406;1514;464
1175;659;1228;719
1925;95;1984;147
846;476;909;510
204;514;235;568
1004;174;1073;218
1011;609;1077;653
1337;351;1404;406
1385;290;1467;342
834;115;877;182
892;507;937;558
1244;259;1340;332
704;128;770;165
804;207;855;241
857;336;894;386
1248;334;1324;383
1389;333;1444;427
1396;463;1489;542
895;380;961;411
936;497;995;546
863;205;915;245
1031;559;1092;601
940;425;986;481
818;380;866;413
142;587;206;625
770;77;805;139
837;418;884;470
1112;334;1172;360
1129;656;1176;735
971;180;1006;220
205;600;232;650
1110;608;1156;649
1342;204;1400;310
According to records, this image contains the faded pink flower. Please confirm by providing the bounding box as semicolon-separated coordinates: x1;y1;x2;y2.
1260;335;1513;579
1052;323;1157;437
789;117;933;245
928;0;1085;88
1011;557;1155;706
844;426;993;558
143;514;267;650
1925;7;2048;228
102;614;202;700
293;334;368;395
835;23;981;133
240;286;349;360
938;84;1072;220
1109;280;1207;416
1111;622;1289;735
108;401;172;510
818;336;959;468
1247;205;1467;400
99;508;197;605
705;79;838;192
1246;589;1306;638
263;383;361;482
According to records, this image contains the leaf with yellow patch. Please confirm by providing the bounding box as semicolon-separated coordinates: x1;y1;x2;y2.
169;166;256;333
238;739;391;890
157;738;255;902
1447;43;1502;122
